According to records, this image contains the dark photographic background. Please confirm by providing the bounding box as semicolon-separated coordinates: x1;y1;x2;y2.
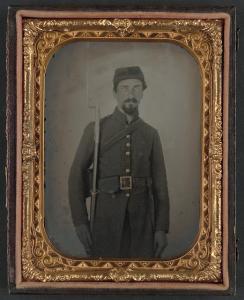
1;0;243;299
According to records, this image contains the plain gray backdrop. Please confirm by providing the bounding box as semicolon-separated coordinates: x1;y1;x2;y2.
45;40;201;259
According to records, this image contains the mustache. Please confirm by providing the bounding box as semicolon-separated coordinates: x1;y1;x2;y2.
124;98;138;104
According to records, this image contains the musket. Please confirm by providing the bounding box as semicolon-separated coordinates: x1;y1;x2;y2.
90;103;100;232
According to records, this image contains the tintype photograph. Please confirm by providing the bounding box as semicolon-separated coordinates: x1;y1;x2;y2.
6;8;235;293
44;41;200;260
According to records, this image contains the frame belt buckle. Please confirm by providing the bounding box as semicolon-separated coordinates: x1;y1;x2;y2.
120;176;132;190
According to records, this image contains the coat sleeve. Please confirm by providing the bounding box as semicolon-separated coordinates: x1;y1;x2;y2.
151;130;170;233
68;122;94;227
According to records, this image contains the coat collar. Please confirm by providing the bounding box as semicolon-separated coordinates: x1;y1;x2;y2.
111;106;139;125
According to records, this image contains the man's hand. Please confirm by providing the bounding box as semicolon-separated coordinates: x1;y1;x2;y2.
154;230;168;258
76;224;92;256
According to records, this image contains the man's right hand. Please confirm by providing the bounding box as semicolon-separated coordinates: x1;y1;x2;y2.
76;224;92;256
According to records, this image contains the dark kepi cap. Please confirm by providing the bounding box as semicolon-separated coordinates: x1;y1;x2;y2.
113;66;147;91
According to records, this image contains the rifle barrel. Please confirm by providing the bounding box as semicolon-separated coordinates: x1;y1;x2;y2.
90;104;100;232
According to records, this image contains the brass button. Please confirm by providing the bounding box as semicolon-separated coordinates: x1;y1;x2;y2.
125;151;130;156
126;142;130;147
126;193;130;197
125;169;130;173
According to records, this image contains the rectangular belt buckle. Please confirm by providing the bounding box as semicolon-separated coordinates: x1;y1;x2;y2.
120;176;132;190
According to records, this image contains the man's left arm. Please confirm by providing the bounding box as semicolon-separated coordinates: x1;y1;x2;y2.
151;130;170;257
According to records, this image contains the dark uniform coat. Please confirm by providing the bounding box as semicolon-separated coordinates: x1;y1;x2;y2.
69;107;169;258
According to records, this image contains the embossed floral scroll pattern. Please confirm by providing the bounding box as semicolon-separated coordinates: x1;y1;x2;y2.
21;18;223;283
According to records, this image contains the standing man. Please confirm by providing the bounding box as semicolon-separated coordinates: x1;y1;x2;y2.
69;66;169;258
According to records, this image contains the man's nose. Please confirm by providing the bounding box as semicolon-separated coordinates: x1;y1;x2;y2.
128;89;134;99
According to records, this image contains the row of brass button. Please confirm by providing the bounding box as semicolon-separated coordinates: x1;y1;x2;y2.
125;134;131;197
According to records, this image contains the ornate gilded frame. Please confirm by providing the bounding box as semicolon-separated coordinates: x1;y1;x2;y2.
6;8;235;294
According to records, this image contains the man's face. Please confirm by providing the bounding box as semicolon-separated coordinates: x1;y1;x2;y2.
114;78;143;115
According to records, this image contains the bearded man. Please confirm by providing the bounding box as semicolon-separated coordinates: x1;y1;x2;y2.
69;66;169;258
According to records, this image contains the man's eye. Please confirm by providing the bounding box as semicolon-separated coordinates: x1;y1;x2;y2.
120;86;128;91
134;86;142;91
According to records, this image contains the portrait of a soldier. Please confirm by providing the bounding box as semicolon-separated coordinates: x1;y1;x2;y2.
68;66;169;258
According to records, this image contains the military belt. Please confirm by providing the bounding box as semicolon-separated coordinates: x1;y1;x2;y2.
98;176;150;194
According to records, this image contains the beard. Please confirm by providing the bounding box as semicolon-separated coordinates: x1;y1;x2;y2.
122;98;138;115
